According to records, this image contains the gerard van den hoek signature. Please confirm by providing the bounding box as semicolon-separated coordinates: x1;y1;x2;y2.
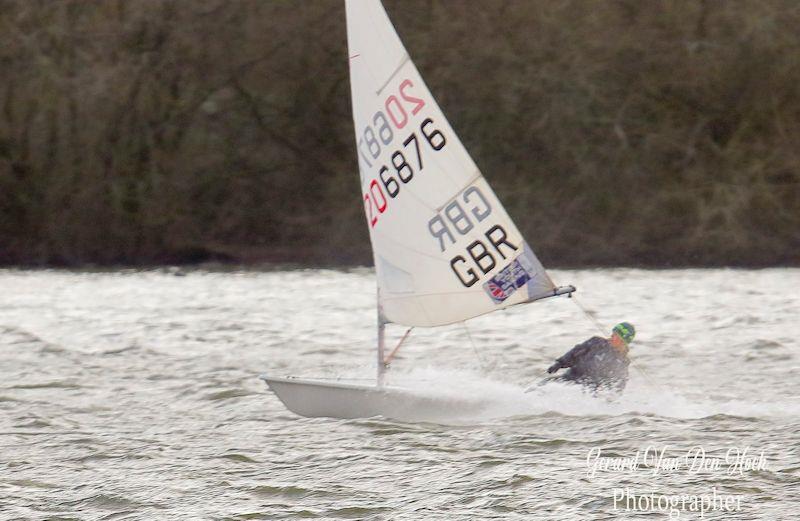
586;446;767;478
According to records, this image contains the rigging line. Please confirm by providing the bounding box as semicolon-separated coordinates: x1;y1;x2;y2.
460;321;491;373
383;327;414;366
571;295;608;336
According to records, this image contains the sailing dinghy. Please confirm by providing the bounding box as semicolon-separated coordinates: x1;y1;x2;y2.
261;0;575;421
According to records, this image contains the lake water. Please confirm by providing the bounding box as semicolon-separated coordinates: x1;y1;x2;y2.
0;268;798;520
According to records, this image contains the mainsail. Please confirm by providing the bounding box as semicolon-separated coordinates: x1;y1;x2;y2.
346;0;562;327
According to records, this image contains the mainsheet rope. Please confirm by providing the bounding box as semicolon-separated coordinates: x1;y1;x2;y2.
571;294;608;336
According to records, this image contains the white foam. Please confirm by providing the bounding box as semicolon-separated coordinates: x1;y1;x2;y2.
388;367;800;421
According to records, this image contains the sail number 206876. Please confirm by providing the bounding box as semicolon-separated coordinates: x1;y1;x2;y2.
361;79;447;228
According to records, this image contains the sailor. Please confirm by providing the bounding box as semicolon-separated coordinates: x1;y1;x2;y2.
546;322;636;393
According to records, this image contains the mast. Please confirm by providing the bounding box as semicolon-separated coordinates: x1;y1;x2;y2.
377;290;386;387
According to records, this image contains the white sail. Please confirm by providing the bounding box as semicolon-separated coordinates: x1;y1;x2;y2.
346;0;558;327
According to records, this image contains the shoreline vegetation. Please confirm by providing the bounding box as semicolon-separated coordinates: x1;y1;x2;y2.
1;1;798;269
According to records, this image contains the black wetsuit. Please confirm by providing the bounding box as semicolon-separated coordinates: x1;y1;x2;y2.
548;336;630;393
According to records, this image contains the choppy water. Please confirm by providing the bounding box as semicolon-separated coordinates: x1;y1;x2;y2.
0;268;798;520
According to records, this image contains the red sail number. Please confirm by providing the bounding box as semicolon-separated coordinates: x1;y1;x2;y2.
384;79;426;130
365;179;388;227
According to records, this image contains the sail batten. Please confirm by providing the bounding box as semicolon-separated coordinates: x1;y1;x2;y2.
346;0;557;327
376;54;411;94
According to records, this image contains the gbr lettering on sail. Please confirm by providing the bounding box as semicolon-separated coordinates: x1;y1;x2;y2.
359;79;518;290
428;186;518;288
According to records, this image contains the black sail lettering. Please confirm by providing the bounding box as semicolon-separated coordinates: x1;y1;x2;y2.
466;240;496;274
485;225;518;259
450;255;478;287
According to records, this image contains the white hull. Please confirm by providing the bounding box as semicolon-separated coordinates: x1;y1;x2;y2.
261;375;490;422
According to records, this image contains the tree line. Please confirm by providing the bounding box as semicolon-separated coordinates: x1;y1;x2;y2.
0;0;798;267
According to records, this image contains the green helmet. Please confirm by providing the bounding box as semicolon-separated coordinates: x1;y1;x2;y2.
612;322;635;345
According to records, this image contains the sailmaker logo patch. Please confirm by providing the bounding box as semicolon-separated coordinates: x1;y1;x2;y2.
482;258;533;304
